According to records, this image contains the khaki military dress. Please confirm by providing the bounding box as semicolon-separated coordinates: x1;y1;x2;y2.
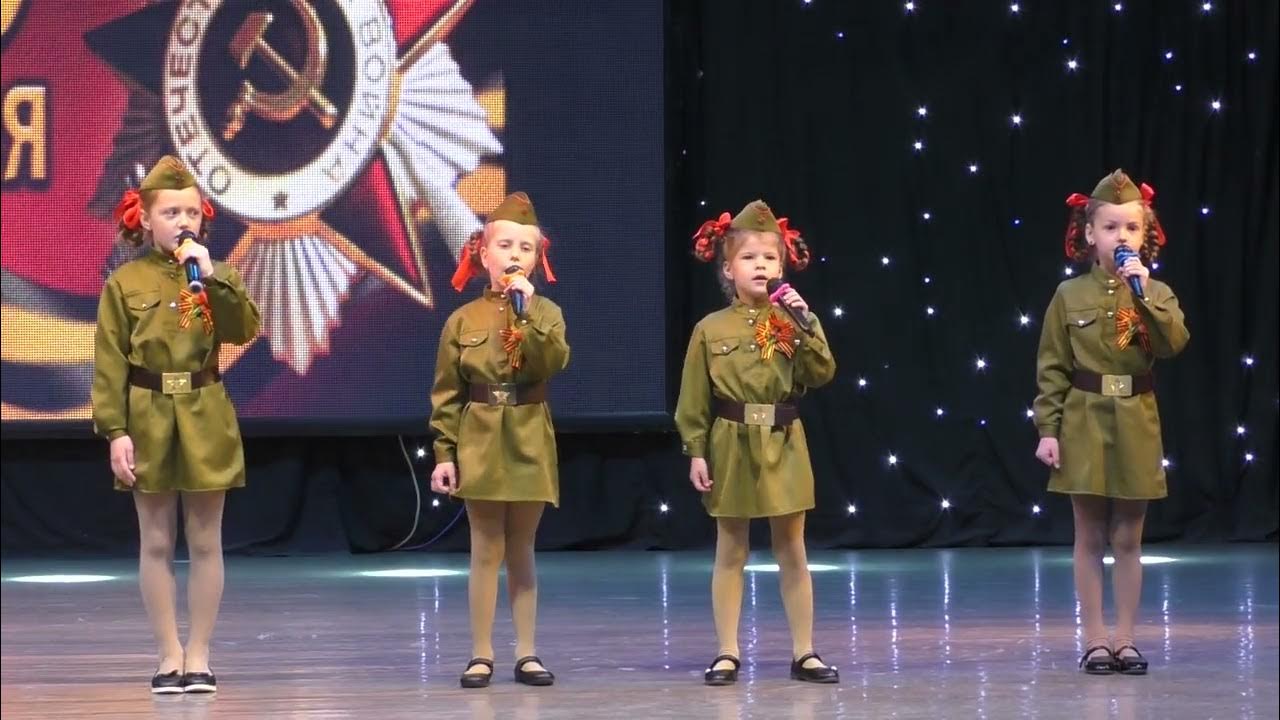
675;300;837;518
1033;264;1190;499
430;290;570;506
92;248;261;493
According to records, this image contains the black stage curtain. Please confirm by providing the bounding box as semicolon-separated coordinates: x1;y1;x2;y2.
3;1;1276;555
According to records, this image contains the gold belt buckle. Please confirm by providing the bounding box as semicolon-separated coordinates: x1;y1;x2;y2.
162;372;193;395
743;403;776;426
1101;374;1133;397
488;383;518;406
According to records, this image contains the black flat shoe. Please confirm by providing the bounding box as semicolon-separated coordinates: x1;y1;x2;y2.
514;656;554;686
460;658;494;689
150;670;184;695
703;654;740;686
182;671;217;693
1114;644;1149;675
790;652;839;684
1079;645;1118;675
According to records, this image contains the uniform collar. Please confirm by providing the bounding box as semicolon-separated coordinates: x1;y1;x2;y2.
145;246;178;266
730;296;772;316
1088;262;1120;289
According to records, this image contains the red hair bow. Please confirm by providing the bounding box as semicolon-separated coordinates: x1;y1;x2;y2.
113;189;142;230
1139;183;1166;247
692;212;731;262
538;234;558;284
776;217;809;271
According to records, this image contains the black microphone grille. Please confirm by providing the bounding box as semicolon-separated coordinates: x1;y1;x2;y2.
765;278;783;293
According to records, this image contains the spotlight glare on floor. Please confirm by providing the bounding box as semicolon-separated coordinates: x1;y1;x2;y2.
745;563;841;573
1102;556;1178;566
8;574;117;584
358;569;467;578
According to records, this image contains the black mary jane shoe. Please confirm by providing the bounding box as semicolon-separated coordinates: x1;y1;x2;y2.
150;669;184;695
1114;644;1149;676
514;656;555;686
181;670;217;693
703;654;740;686
1079;645;1119;675
790;652;840;684
460;658;495;689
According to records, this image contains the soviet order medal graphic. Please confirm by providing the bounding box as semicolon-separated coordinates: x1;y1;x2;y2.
90;0;504;374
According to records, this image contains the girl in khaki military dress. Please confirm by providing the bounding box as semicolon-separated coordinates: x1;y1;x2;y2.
1034;170;1189;676
430;192;569;688
676;200;839;685
92;156;260;694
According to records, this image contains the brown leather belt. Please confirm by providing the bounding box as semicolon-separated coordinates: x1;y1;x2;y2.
128;365;221;395
468;382;548;406
1072;369;1153;397
714;398;799;427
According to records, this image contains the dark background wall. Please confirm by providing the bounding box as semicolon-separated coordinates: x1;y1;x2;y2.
3;0;1276;555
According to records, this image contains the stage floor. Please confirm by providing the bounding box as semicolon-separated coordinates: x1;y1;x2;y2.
2;545;1276;719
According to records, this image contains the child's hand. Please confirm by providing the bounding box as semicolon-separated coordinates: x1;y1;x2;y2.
174;239;215;278
689;457;712;492
110;435;136;486
504;273;536;302
1034;437;1061;469
1118;254;1150;294
779;287;810;318
431;462;458;494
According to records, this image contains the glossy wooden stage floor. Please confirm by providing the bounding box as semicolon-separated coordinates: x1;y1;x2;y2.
2;546;1276;719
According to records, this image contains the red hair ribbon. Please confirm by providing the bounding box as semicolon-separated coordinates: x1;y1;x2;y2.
1139;183;1167;247
539;234;557;283
776;217;809;270
1062;193;1091;258
113;189;142;230
450;230;485;292
692;212;731;262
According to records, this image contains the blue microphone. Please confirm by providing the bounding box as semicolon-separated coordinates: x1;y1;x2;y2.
503;265;526;317
177;230;204;292
1113;245;1144;299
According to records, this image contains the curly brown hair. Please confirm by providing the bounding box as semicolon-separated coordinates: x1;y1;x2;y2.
1064;199;1164;265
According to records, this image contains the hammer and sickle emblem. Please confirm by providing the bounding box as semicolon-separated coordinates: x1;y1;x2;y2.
222;0;339;141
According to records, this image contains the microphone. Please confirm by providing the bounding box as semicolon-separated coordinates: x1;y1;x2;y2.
765;278;814;335
503;265;526;317
1113;245;1144;300
176;230;203;292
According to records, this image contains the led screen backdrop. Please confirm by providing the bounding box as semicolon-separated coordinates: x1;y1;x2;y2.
1;0;665;432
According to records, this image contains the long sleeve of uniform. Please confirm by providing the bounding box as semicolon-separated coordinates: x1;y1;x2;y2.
515;297;570;379
792;314;837;390
205;262;260;345
1033;289;1072;439
430;313;465;463
1134;281;1189;359
91;277;131;440
435;292;565;506
93;250;249;493
674;322;711;457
